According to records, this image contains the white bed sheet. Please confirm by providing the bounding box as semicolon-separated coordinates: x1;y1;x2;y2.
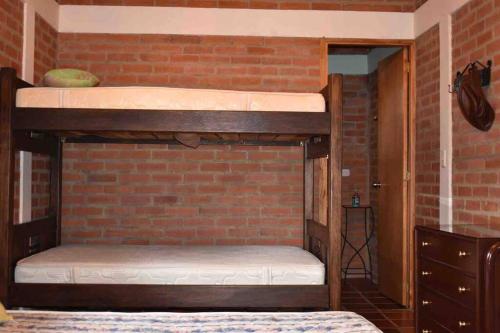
15;245;325;285
16;87;325;112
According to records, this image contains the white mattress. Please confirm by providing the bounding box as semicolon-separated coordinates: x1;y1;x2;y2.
16;87;325;112
15;245;325;285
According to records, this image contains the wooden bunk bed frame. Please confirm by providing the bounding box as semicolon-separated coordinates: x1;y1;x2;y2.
0;67;342;311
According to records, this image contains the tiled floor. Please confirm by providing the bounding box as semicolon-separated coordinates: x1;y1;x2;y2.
341;279;415;333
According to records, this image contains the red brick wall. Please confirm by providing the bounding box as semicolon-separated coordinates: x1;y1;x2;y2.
0;0;23;74
61;143;303;245
31;154;51;219
342;75;370;206
341;75;372;278
452;0;500;225
57;34;321;92
56;33;320;245
415;24;440;226
34;14;58;86
14;153;51;224
57;0;416;12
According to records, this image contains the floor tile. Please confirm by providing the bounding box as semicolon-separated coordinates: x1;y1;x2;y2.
341;278;415;332
371;319;397;329
382;310;414;320
398;328;416;333
390;319;414;327
355;311;386;320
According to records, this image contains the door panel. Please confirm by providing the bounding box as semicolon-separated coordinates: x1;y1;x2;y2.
377;49;409;306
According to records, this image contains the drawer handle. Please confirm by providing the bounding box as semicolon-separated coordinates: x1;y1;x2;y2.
421;271;432;276
458;251;471;257
422;330;432;333
421;241;431;247
421;300;432;306
458;286;471;293
458;321;471;328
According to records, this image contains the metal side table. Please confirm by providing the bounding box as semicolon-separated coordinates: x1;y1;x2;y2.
341;205;375;280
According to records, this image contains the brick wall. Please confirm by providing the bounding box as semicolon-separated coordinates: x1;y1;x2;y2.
341;75;373;278
61;143;303;245
415;24;440;226
0;0;23;74
34;14;58;86
342;75;370;205
452;0;500;225
56;33;320;245
57;0;416;12
14;153;51;224
57;34;321;92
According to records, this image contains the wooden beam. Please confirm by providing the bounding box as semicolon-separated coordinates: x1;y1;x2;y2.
306;219;329;246
10;284;330;310
303;144;313;250
327;74;343;310
0;68;16;307
50;141;63;245
14;109;331;135
306;137;329;159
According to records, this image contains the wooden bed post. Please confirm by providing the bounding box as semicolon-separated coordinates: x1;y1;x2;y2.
50;141;63;246
303;143;313;251
0;68;17;307
327;74;343;310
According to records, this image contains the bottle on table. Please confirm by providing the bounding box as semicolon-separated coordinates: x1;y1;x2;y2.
352;190;360;207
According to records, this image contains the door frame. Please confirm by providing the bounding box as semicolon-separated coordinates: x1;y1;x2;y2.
320;38;416;309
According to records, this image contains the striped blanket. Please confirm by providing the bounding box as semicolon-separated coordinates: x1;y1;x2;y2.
1;310;381;332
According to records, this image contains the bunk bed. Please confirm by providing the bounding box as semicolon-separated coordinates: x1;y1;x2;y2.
0;67;343;311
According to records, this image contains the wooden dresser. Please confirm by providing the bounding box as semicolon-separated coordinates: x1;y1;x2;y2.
415;224;500;333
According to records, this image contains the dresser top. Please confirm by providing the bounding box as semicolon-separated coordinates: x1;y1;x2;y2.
419;223;500;238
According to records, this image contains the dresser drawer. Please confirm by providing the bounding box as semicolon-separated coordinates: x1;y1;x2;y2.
419;287;475;333
418;258;476;309
418;230;476;274
418;315;452;333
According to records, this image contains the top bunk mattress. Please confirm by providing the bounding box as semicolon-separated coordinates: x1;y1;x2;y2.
15;245;325;285
16;87;325;112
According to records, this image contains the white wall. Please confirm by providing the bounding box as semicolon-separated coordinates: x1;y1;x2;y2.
328;47;399;75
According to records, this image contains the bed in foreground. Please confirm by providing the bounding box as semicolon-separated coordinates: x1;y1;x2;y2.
1;310;381;333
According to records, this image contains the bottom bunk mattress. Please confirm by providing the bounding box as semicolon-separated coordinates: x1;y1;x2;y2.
14;244;325;285
1;310;382;333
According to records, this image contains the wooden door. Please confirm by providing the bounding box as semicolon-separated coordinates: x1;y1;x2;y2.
376;49;409;306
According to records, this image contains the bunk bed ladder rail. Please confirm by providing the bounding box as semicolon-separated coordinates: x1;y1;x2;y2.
0;68;62;307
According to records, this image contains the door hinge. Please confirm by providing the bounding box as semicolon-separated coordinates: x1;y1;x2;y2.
405;61;411;73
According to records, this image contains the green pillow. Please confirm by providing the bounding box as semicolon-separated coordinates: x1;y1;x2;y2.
43;68;100;87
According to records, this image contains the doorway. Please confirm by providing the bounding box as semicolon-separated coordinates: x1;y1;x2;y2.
322;40;416;310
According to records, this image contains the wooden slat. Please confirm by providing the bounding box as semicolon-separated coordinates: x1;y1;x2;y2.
10;284;330;310
14;109;331;135
303;143;313;250
306;137;329;159
50;141;63;245
327;74;343;310
0;68;16;306
306;219;329;246
13;131;59;155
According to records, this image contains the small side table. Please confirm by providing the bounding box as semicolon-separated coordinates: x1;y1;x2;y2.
341;205;375;280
